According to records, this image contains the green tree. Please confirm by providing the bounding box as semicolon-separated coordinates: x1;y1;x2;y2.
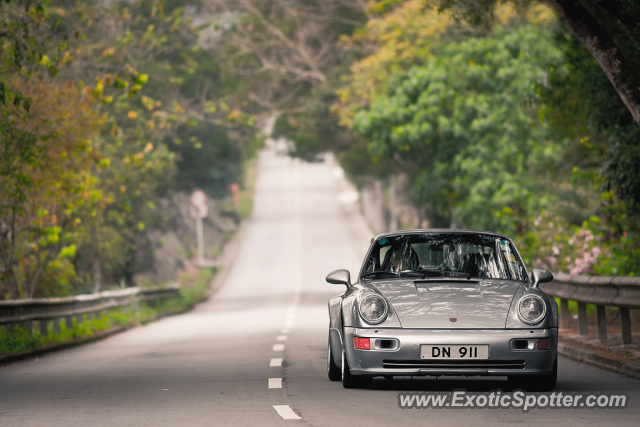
352;23;565;230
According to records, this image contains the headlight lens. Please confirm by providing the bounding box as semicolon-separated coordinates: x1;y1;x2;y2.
517;294;546;324
359;294;388;324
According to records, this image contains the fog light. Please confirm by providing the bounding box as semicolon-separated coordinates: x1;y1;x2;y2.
354;337;370;350
538;338;551;350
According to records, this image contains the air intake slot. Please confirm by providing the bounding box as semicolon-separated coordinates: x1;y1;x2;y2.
372;338;399;350
511;339;535;350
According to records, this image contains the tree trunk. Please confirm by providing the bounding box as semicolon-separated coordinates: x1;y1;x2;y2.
389;176;398;231
544;0;640;126
449;207;458;229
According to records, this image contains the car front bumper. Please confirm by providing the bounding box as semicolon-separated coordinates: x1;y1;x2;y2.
338;327;558;377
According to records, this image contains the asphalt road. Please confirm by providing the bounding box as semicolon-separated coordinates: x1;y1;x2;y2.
1;143;639;426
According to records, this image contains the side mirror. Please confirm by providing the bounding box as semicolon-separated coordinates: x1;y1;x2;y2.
326;269;351;288
531;268;553;288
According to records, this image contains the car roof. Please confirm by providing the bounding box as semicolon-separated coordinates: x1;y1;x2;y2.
373;229;510;240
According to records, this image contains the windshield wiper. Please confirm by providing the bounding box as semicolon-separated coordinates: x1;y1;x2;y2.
397;271;428;277
362;270;427;280
418;269;471;279
363;270;468;280
361;271;399;279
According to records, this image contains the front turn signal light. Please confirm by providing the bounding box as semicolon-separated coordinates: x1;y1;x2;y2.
538;338;551;350
354;337;370;350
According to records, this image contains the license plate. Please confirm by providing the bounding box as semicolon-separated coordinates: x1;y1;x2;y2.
420;345;489;359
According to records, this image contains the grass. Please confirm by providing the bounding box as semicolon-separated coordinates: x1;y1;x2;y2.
0;268;214;358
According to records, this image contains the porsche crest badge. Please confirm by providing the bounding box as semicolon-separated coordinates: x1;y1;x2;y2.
449;318;457;323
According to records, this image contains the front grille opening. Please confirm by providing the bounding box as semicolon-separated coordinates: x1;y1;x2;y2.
382;359;526;370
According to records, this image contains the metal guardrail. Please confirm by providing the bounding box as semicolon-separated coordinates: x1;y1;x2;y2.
0;283;181;336
540;272;640;345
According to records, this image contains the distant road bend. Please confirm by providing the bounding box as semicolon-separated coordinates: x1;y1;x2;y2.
1;143;639;426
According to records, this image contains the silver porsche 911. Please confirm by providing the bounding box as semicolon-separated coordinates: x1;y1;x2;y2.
326;229;557;390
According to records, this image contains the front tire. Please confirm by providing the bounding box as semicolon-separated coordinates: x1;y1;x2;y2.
341;346;372;389
327;338;341;381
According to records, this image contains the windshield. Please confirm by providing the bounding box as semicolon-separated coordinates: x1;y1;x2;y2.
361;233;529;281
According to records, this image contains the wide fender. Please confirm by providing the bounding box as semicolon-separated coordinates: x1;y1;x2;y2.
506;285;556;329
342;285;402;328
328;293;344;368
543;292;559;328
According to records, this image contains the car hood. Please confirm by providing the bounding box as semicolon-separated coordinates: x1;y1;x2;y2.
367;279;523;329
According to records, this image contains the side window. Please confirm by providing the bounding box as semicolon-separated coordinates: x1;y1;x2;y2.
497;239;527;281
379;245;390;268
363;242;392;273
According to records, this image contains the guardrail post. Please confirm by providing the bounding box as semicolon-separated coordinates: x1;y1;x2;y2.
578;302;588;335
620;307;632;345
95;310;101;320
596;305;607;341
76;314;83;324
24;321;32;336
39;319;48;337
65;316;73;330
560;299;570;329
52;318;60;335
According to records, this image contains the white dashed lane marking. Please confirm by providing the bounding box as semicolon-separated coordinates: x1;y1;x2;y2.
270;358;283;367
268;378;283;389
267;163;303;422
273;405;301;420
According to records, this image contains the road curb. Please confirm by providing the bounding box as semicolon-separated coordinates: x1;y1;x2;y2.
558;341;640;379
208;218;250;295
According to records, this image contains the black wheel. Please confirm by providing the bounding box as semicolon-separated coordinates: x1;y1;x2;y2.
508;356;557;392
341;346;372;389
328;338;341;381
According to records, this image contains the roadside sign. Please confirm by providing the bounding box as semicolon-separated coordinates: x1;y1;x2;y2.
190;190;207;207
190;204;208;219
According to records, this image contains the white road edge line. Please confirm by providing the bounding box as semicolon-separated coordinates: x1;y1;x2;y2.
270;358;283;367
276;335;287;341
273;405;301;420
273;344;285;351
268;378;283;389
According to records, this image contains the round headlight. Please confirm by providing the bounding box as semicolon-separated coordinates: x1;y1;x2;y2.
517;294;547;325
359;294;388;325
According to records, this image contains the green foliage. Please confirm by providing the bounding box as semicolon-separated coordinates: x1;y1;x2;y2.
169;122;243;198
1;0;258;299
352;24;564;230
